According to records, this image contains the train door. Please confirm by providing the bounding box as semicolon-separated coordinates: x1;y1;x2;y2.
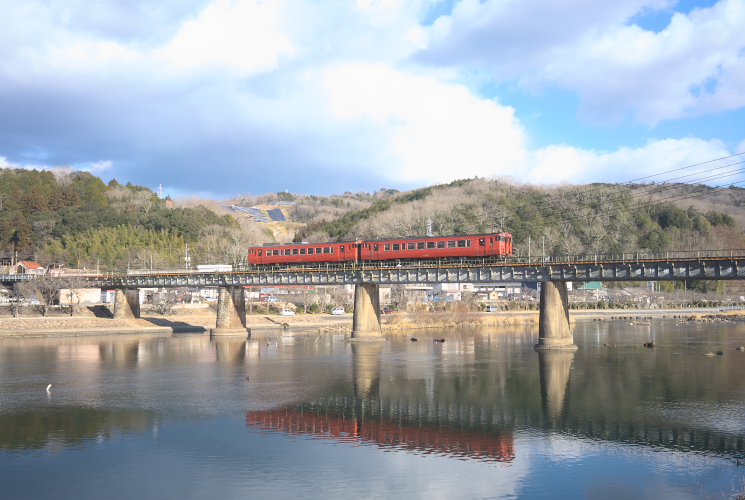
478;236;496;256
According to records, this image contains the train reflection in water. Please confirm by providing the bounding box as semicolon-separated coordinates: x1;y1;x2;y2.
246;404;515;463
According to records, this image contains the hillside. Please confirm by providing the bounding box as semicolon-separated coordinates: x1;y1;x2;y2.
3;168;745;277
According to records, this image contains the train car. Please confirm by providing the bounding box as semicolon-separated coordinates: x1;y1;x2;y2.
247;233;513;266
358;233;512;261
247;240;361;266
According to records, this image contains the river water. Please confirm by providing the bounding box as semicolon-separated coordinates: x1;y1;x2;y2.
2;317;745;500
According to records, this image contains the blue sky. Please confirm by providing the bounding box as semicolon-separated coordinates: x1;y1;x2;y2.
0;0;743;199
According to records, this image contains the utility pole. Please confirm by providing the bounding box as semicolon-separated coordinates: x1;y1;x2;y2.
542;235;545;262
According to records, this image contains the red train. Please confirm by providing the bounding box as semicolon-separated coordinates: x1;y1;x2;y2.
247;232;513;266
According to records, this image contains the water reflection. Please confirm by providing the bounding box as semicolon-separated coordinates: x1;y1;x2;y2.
538;350;573;425
1;321;745;494
245;405;516;463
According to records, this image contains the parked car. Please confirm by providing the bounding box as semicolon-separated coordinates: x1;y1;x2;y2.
331;307;345;315
381;307;393;314
279;309;295;316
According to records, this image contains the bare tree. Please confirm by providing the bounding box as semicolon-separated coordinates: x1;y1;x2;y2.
59;276;89;316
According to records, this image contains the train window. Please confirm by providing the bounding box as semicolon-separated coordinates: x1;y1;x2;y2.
427;242;435;249
393;243;400;251
300;248;306;255
479;238;485;246
374;244;378;251
418;242;425;249
258;250;262;256
316;247;322;254
385;244;390;251
340;246;345;252
273;250;279;256
408;242;416;250
324;247;331;254
467;240;471;247
448;241;456;248
308;248;314;255
330;247;335;253
292;249;298;255
457;240;466;248
437;241;445;249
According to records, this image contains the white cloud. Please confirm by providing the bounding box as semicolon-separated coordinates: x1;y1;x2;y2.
325;64;527;184
158;0;295;74
526;137;735;185
419;0;745;125
86;160;113;174
0;157;17;169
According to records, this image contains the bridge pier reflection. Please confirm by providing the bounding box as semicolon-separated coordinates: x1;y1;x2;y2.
352;342;382;397
538;350;574;425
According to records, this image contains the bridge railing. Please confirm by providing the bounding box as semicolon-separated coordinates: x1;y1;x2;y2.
6;249;745;282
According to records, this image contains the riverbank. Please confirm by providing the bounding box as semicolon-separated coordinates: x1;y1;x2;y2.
0;306;733;337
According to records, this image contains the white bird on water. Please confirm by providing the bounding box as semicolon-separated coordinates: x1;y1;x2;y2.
46;384;51;392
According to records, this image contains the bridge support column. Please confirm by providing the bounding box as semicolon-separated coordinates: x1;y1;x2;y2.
212;286;249;337
535;281;577;351
351;283;384;341
113;289;140;319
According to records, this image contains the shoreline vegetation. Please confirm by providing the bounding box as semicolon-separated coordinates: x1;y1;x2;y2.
1;304;743;337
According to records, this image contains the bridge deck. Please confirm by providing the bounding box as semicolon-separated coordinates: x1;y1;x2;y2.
4;251;745;287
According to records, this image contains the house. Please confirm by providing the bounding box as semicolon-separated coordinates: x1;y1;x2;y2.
14;261;46;275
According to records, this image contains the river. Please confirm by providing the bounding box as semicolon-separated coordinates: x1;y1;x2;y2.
1;317;745;500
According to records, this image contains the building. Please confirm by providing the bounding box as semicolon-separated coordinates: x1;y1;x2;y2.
13;261;45;275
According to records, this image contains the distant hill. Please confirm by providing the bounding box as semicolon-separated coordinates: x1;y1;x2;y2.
4;168;744;279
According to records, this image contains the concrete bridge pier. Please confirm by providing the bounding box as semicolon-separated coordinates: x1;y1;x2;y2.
113;289;140;319
351;283;385;341
534;280;578;351
212;286;250;337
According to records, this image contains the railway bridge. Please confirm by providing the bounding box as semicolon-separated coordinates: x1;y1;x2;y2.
4;249;745;348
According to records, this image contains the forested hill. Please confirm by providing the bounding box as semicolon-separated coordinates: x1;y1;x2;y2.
0;167;246;270
289;178;745;257
4;167;745;272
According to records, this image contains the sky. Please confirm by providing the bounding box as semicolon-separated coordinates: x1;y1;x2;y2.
1;0;744;199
